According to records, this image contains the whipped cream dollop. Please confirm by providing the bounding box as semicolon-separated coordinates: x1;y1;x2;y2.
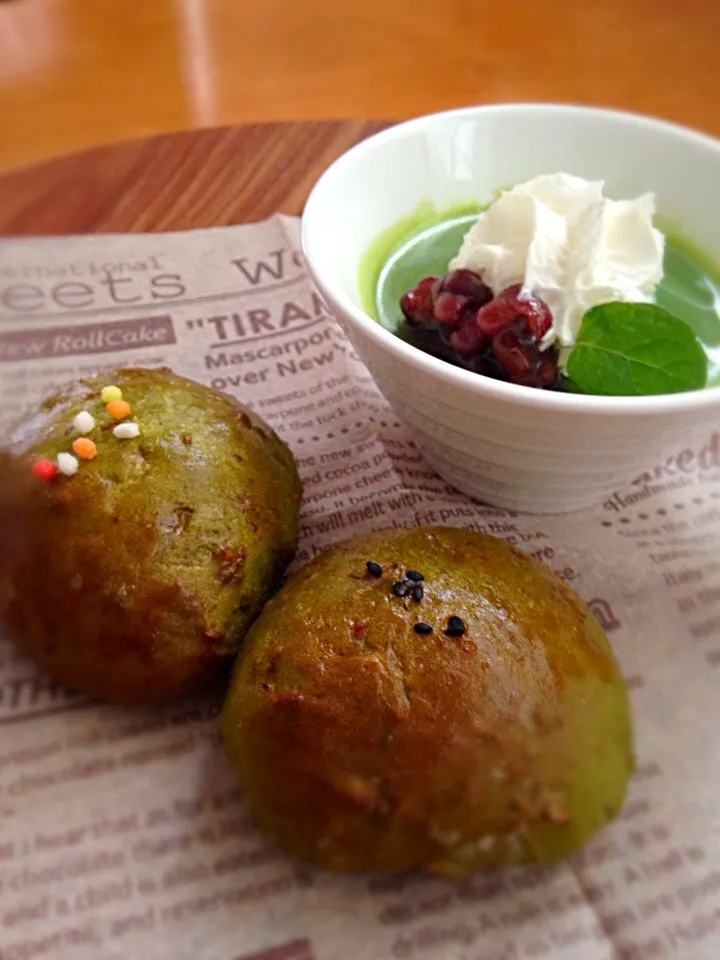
449;173;665;345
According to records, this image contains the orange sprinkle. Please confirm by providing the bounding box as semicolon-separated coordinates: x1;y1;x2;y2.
72;438;98;460
106;399;131;420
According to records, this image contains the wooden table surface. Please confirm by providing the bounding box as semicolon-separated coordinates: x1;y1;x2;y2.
1;0;719;173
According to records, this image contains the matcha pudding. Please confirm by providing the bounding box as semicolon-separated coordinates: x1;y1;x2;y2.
363;174;720;396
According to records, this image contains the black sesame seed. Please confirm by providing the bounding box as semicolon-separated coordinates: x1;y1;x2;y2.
445;615;466;637
392;580;408;597
405;570;424;582
414;622;433;635
412;584;424;602
366;561;383;578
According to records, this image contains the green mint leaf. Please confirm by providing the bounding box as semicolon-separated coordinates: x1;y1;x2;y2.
566;302;708;396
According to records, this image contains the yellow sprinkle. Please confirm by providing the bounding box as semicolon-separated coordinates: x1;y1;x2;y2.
101;385;123;403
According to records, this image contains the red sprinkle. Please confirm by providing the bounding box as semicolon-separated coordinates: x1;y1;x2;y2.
32;459;57;481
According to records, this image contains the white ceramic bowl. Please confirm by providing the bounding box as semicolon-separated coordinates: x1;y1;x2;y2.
302;105;720;513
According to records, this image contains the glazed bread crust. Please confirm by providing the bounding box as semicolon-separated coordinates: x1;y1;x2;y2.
1;367;302;704
222;526;633;875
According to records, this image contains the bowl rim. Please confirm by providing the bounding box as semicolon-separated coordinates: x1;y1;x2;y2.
302;102;720;416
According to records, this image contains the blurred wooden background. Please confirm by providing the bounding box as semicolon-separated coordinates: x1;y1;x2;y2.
1;0;719;171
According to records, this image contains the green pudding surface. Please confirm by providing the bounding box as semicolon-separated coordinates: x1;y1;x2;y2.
360;207;720;388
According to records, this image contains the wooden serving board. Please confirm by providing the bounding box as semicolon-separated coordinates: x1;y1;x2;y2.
0;121;387;235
